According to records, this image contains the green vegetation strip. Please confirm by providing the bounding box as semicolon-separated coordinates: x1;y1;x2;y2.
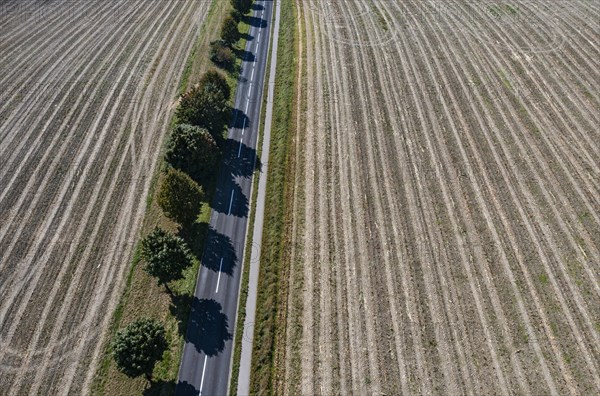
248;0;299;393
90;1;256;394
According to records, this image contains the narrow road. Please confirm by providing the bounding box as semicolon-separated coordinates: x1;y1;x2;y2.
175;0;275;395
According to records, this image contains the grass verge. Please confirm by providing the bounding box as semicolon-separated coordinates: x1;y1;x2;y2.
247;0;299;393
90;2;255;394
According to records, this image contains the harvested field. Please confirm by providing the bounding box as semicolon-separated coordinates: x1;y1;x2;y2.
280;1;600;395
0;1;210;394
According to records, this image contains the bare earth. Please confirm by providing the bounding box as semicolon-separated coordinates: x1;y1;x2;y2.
0;1;209;394
282;1;600;395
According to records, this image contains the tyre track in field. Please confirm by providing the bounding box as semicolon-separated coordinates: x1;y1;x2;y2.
0;2;127;164
0;1;117;109
16;3;197;392
445;0;600;359
0;0;209;392
287;0;599;394
412;0;600;390
0;1;166;304
0;1;150;238
43;5;205;394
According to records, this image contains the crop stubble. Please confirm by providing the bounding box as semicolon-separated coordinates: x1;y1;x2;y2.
283;1;599;395
0;1;210;395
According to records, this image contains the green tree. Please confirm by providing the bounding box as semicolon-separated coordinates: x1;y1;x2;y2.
140;227;193;294
112;318;167;382
221;15;239;46
176;84;230;138
231;0;252;14
199;69;231;102
210;40;235;69
165;124;219;183
157;168;203;227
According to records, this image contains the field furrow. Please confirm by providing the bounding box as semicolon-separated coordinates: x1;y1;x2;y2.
0;1;209;394
281;0;600;394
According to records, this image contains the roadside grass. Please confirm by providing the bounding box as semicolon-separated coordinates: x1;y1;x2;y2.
90;1;255;394
247;0;299;394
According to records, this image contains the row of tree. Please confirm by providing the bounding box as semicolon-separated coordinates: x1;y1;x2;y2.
111;0;252;383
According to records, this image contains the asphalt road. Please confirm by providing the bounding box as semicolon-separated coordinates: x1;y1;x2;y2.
175;1;274;395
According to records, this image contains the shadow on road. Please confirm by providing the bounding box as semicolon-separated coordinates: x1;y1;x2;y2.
223;139;258;177
173;380;199;396
234;47;255;62
230;108;250;130
186;298;232;356
243;16;267;28
211;175;249;218
251;3;264;11
201;227;237;274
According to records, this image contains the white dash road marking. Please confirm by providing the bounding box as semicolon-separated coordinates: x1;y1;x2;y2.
242;117;247;135
250;67;255;81
228;190;235;215
199;355;208;394
238;137;243;158
215;258;224;293
245;100;249;113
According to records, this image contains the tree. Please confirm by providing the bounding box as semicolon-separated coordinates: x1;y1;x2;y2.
176;83;230;138
112;318;167;382
165;124;219;183
231;0;252;14
140;227;193;294
210;40;235;69
199;69;231;102
221;15;239;46
157;167;203;226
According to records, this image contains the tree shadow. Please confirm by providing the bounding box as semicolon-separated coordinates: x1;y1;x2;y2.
211;175;249;218
201;227;237;275
243;16;267;28
223;139;258;178
185;298;232;356
169;293;194;336
240;32;254;41
179;221;209;259
174;380;199;396
233;47;255;62
144;379;176;396
229;108;250;130
251;3;264;11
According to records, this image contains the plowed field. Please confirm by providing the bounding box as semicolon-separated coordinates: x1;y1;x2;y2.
281;1;600;394
0;1;209;394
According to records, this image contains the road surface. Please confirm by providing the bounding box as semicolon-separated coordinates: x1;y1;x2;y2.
175;0;275;394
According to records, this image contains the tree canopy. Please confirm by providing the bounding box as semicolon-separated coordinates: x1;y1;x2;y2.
221;15;239;46
231;0;252;15
140;227;193;293
165;123;219;184
176;83;230;138
157;167;203;226
112;318;167;381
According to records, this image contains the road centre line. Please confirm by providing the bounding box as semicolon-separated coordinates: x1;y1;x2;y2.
238;138;243;158
199;355;208;394
251;67;255;81
228;190;235;215
245;100;249;113
215;258;224;293
242;117;246;135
